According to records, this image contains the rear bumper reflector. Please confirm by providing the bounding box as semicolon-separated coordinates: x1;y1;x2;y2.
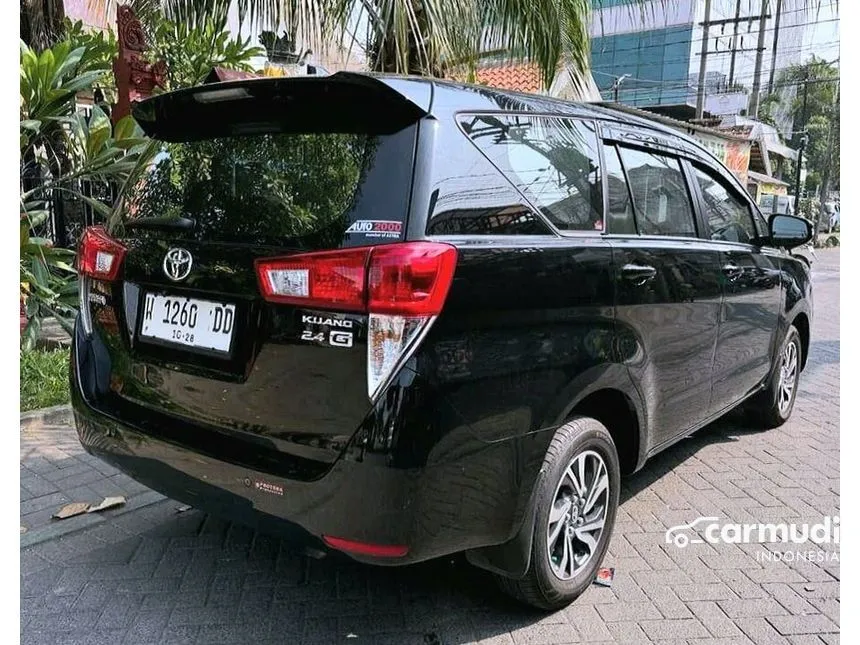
322;535;409;558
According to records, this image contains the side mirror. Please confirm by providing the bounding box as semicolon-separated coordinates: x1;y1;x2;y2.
769;214;813;249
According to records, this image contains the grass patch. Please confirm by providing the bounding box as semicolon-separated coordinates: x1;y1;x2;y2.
20;348;70;412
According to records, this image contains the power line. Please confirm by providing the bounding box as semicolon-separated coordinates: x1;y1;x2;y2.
590;39;841;77
591;72;839;95
591;32;839;71
591;2;836;43
596;75;839;94
590;16;840;60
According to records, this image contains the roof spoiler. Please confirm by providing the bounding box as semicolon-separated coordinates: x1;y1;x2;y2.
132;73;431;141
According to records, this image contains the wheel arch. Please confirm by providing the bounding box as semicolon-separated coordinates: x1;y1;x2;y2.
792;311;810;371
466;369;647;580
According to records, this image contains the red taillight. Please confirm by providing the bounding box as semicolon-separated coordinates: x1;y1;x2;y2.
255;242;457;315
255;247;369;312
256;241;458;401
322;535;409;558
368;243;457;315
76;226;127;281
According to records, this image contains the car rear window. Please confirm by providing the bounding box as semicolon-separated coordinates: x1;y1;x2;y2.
126;126;417;249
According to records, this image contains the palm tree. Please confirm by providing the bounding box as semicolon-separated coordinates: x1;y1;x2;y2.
76;0;592;89
20;0;66;51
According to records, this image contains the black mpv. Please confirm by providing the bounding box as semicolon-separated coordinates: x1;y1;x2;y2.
71;73;814;609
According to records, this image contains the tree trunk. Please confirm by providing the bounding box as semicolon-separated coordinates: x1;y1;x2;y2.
369;0;444;77
20;0;66;51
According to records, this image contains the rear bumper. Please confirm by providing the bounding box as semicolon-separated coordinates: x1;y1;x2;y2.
70;323;541;566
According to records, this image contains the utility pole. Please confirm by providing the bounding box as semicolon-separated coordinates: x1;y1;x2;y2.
767;0;783;93
817;86;840;231
695;0;713;120
793;133;807;207
612;74;630;102
728;0;743;87
800;69;810;141
748;0;770;118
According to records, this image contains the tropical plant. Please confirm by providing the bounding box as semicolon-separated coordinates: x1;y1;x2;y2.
20;38;157;349
764;56;839;225
146;15;264;90
64;18;119;74
89;0;593;89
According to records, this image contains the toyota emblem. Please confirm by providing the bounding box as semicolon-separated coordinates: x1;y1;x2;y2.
163;248;193;281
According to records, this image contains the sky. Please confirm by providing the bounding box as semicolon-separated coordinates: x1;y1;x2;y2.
805;1;840;63
67;0;838;74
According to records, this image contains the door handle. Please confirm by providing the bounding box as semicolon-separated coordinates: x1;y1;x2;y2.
621;263;657;286
722;263;743;281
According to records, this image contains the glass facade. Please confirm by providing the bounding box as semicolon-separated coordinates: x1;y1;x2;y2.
591;25;694;107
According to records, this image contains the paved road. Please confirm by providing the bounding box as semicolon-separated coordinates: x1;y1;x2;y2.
21;251;840;645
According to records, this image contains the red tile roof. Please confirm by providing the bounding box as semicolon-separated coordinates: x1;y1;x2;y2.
205;68;262;83
475;63;543;93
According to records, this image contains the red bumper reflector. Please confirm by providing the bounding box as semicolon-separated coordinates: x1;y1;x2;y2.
322;535;409;558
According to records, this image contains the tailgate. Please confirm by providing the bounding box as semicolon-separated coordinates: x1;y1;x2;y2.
79;74;427;478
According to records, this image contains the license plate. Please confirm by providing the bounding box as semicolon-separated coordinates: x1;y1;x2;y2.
140;293;235;353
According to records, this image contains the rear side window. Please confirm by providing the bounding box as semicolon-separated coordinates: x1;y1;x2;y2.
459;115;603;232
692;165;757;243
618;147;697;238
424;114;553;236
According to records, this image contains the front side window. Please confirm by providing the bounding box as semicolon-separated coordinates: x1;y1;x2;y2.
618;147;697;238
460;114;603;232
692;165;757;243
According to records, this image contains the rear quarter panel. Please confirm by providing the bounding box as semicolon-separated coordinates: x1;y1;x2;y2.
419;237;619;442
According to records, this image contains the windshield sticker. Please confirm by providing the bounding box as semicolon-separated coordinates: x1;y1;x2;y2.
346;220;403;239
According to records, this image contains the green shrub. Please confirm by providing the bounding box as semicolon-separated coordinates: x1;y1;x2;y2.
20;348;70;411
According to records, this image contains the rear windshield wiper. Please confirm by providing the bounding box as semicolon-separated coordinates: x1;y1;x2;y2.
126;216;196;231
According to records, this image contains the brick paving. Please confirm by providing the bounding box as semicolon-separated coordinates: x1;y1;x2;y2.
20;407;165;546
20;250;840;644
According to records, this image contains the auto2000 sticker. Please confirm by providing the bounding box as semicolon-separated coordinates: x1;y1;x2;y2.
345;220;403;239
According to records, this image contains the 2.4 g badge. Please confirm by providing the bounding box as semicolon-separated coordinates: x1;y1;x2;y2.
299;314;355;348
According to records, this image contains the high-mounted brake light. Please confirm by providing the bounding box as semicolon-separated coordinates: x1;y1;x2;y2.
76;226;127;281
255;241;458;401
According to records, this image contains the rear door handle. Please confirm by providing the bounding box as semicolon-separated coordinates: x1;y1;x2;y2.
722;263;743;281
621;263;657;285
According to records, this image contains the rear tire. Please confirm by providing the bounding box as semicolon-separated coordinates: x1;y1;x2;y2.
745;326;802;428
495;416;620;610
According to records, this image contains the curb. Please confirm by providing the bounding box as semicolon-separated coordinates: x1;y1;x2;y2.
20;403;73;430
20;491;168;548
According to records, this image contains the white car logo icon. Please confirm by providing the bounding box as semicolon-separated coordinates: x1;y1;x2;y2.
665;516;720;548
163;247;193;281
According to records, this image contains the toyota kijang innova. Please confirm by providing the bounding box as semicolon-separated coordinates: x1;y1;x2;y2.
71;73;814;609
